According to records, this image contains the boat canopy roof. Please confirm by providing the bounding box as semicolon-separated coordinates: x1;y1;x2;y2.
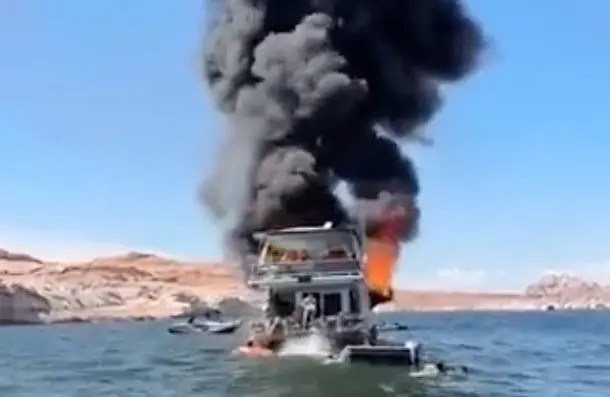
253;222;362;239
256;226;361;264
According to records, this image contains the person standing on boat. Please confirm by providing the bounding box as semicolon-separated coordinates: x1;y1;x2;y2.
365;324;379;345
262;300;273;326
300;294;317;329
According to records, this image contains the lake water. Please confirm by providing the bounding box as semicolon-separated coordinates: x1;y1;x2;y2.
0;311;608;397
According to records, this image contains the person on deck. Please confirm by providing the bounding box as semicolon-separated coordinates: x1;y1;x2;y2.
300;294;317;329
366;324;379;345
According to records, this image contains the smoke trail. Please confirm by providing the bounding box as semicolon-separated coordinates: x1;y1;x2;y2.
201;0;486;298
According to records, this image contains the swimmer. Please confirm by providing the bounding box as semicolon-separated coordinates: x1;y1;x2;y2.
233;337;276;358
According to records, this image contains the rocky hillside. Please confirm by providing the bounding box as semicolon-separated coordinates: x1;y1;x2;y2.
524;273;610;309
0;249;258;325
1;246;608;325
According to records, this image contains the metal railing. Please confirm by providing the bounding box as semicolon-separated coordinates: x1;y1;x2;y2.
252;259;361;277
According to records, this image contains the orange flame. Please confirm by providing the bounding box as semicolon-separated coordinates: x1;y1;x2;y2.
363;237;399;298
363;209;405;304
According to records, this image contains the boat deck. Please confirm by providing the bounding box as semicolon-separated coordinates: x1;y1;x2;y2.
338;341;422;366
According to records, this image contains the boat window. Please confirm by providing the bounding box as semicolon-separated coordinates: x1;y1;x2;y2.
349;288;361;314
270;291;295;317
323;292;342;316
261;230;359;265
311;292;322;317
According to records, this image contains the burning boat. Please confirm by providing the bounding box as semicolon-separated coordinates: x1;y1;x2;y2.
238;222;429;367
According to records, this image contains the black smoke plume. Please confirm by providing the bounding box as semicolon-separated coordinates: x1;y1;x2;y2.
201;0;485;286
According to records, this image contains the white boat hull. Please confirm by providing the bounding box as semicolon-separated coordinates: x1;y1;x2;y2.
167;319;241;335
336;341;421;366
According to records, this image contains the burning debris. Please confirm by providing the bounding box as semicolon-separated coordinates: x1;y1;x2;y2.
200;0;486;304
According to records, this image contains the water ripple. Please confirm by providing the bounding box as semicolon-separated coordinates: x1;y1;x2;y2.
0;313;607;396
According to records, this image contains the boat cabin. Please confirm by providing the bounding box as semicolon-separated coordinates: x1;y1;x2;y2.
263;282;371;321
248;223;372;327
249;223;363;279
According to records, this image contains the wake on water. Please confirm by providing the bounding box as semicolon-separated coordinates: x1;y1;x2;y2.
277;334;332;358
276;334;465;381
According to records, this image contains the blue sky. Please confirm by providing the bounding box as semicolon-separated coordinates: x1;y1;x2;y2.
1;1;609;291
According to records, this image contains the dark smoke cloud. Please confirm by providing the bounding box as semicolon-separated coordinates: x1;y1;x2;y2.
201;0;485;278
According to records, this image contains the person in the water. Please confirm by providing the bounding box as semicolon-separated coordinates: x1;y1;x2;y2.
236;318;285;357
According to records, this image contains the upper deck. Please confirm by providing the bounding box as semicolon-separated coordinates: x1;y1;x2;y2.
247;223;364;287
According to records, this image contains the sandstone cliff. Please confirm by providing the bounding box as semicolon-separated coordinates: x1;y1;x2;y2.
0;249;254;324
1;247;608;325
388;274;610;312
524;273;610;309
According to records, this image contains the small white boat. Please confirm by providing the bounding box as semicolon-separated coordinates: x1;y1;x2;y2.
168;309;241;335
377;321;409;332
205;319;242;334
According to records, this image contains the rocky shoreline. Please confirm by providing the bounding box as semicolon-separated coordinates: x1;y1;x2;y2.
0;249;259;325
0;248;607;325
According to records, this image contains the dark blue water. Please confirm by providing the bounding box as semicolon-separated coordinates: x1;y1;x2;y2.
0;311;607;397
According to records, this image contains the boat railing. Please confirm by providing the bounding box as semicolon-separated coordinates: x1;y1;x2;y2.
249;260;363;289
253;259;361;275
249;313;368;336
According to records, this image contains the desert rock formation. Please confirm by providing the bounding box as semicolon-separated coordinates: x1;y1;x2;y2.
1;248;608;325
0;249;253;324
524;273;610;309
381;274;610;312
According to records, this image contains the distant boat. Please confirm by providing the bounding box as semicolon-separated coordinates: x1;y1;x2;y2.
168;308;241;335
377;321;409;332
